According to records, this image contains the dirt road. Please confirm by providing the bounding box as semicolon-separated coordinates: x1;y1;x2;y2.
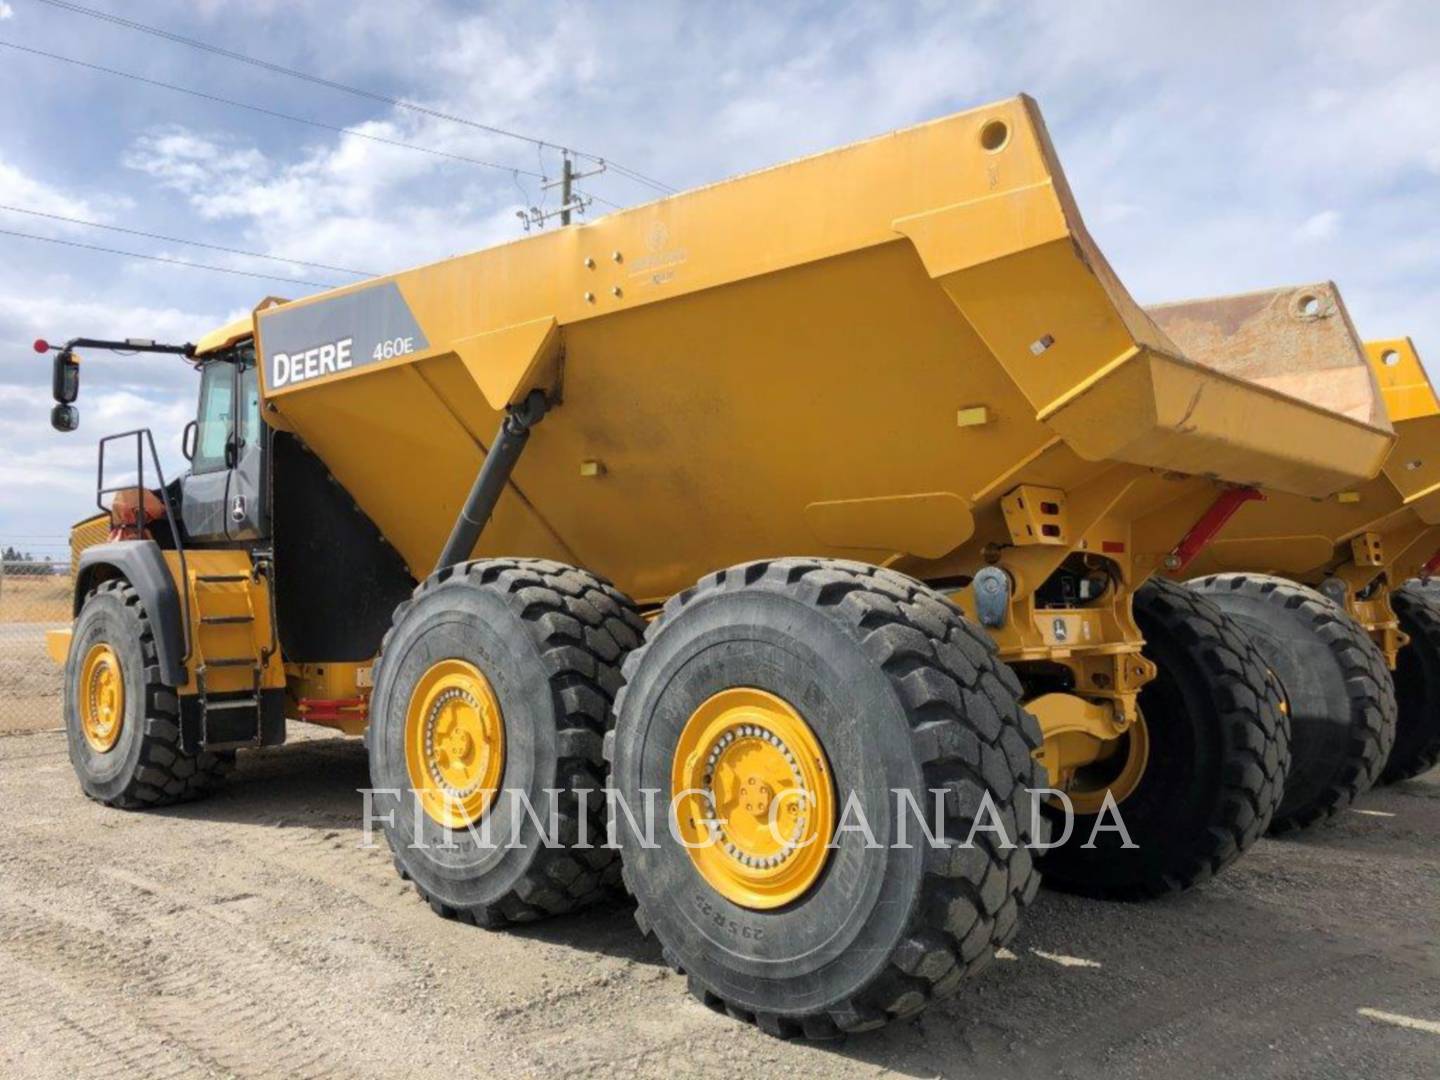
1;724;1436;1079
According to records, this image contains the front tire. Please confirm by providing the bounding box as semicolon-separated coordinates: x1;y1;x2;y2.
1190;573;1395;831
368;558;645;926
608;558;1044;1038
65;579;231;808
1038;577;1290;899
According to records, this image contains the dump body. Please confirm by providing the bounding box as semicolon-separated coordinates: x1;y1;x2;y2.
1154;283;1440;663
252;97;1391;607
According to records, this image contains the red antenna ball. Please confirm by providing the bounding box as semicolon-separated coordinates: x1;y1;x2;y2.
33;339;49;353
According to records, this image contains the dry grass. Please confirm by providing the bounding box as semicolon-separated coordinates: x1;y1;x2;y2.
0;573;71;624
0;573;69;731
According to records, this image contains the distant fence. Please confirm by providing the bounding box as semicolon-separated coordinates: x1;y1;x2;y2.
0;557;71;734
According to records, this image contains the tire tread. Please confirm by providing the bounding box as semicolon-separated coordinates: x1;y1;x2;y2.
378;558;644;927
1190;572;1394;832
610;557;1044;1037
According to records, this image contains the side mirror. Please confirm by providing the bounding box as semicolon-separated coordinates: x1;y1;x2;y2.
52;350;79;404
51;403;79;432
182;420;197;461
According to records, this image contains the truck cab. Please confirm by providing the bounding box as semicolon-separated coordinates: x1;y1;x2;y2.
47;313;413;803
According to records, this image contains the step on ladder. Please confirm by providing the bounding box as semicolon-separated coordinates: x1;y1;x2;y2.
192;572;265;750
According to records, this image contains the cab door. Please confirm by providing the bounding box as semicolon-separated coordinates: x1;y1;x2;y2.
225;353;268;540
180;358;235;542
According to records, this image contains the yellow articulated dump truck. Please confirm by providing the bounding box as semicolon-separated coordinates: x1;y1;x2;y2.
1153;287;1440;800
41;96;1392;1037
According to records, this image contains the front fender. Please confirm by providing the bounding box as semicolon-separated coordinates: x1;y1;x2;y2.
74;540;187;687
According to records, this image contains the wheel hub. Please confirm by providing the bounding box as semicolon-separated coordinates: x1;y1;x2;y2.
1066;711;1151;815
673;688;834;909
79;643;124;753
405;659;506;828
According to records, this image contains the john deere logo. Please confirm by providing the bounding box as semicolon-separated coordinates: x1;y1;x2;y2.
258;281;428;392
1052;618;1069;642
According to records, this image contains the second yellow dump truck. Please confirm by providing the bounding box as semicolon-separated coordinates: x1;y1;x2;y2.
43;97;1395;1037
1153;284;1440;825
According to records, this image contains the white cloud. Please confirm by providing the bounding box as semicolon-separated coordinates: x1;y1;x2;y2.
122;121;524;276
0;379;196;538
0;158;106;225
1297;210;1341;241
0;288;217;540
123;129;269;201
0;3;13;21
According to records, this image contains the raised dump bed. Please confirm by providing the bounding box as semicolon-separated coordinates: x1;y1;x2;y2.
51;96;1397;1039
256;105;1390;603
1155;285;1439;652
1154;283;1440;804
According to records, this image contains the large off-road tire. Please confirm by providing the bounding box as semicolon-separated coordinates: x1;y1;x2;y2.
368;558;645;927
607;558;1044;1038
1383;582;1440;783
1190;573;1396;832
65;579;232;807
1039;577;1290;899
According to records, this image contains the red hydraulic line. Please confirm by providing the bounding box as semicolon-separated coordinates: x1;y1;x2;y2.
1166;487;1264;574
297;697;368;723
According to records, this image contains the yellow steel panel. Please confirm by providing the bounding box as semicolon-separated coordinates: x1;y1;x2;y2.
193;314;257;357
1366;338;1440;423
160;550;285;696
893;180;1069;279
1001;485;1069;546
803;492;974;560
1149;283;1389;428
453;316;562;411
1351;532;1385;567
221;99;1390;604
1172;314;1440;592
46;628;72;665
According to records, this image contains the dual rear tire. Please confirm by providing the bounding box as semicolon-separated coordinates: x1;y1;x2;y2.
1037;577;1291;898
1189;573;1397;832
370;556;1044;1037
1385;582;1440;783
365;559;1332;1035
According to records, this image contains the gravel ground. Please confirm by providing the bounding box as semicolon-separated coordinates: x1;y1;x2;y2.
0;724;1436;1079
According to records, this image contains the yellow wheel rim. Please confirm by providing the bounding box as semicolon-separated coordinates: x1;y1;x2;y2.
1067;712;1150;816
79;643;124;753
404;659;506;829
671;688;835;910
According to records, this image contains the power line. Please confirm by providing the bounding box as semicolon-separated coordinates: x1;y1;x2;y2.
0;39;548;180
0;226;335;287
32;0;676;195
0;203;373;276
585;191;626;212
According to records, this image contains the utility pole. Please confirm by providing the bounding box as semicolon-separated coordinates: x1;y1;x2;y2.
518;153;603;232
560;153;575;226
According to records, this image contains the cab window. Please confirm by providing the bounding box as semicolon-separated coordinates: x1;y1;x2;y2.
236;355;260;451
192;361;235;475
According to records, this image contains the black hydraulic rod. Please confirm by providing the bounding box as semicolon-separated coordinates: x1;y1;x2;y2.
434;390;550;573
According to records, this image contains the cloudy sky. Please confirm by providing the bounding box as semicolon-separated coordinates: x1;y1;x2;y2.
1;0;1437;555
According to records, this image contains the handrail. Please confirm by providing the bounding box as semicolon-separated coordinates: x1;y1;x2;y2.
96;428;192;664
